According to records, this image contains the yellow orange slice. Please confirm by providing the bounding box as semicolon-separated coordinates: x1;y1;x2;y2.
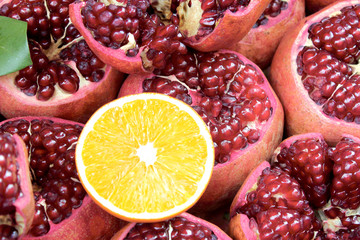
75;93;214;222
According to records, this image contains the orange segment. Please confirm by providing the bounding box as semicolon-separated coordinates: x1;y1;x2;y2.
75;93;214;222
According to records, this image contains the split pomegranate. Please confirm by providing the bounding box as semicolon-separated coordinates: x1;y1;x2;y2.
229;133;360;239
227;0;305;69
0;116;124;239
0;133;34;239
270;0;360;145
119;50;284;211
111;212;231;240
69;0;271;74
0;0;123;123
306;0;339;13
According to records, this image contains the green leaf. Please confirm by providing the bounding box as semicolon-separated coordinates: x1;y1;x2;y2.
0;16;32;76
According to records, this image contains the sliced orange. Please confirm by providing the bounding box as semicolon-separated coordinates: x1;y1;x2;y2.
75;93;214;222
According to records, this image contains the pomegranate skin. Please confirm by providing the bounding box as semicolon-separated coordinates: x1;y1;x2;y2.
0;67;123;123
8;134;35;238
306;0;339;13
229;161;270;240
69;2;148;75
270;0;360;145
24;197;126;240
182;0;272;52
119;50;284;211
227;0;305;69
110;212;231;240
0;116;126;240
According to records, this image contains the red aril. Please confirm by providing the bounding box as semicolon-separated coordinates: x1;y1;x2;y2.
118;50;284;211
227;0;305;69
69;0;271;74
111;212;231;240
0;0;123;123
0;116;125;239
270;0;360;145
230;133;360;239
0;133;34;239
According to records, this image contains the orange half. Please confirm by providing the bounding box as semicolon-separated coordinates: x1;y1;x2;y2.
75;93;214;222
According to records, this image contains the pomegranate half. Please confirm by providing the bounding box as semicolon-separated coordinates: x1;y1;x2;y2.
270;0;360;145
227;0;305;69
230;133;360;239
0;0;123;123
111;212;231;240
119;50;284;211
0;133;34;239
69;0;271;74
0;117;125;239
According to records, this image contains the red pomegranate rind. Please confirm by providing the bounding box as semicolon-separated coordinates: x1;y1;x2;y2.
69;1;146;74
0;0;123;123
24;196;126;240
110;212;231;240
0;66;123;123
0;117;125;240
306;0;339;13
254;0;290;28
272;132;332;208
178;0;272;52
12;134;34;238
119;50;284;211
229;161;270;217
0;133;34;239
229;214;258;240
228;162;269;240
270;0;360;145
227;0;305;69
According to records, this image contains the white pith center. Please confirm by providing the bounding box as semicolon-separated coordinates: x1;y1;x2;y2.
168;223;173;239
137;142;158;167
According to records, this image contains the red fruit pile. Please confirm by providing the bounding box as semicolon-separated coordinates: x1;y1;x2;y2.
271;0;360;144
0;117;123;239
0;0;123;122
119;49;284;210
230;133;360;239
228;0;305;69
4;0;360;239
69;0;271;73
